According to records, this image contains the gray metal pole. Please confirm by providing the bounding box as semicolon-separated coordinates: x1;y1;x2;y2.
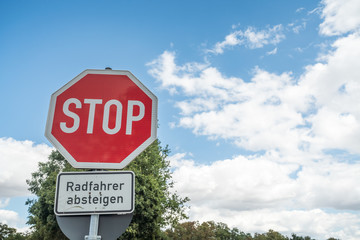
85;169;102;240
85;214;101;240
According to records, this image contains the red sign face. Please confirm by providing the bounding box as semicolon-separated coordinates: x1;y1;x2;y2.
45;70;157;169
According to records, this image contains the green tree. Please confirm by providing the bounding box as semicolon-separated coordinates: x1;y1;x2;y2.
164;221;252;240
165;221;216;239
253;229;288;240
229;227;253;240
289;233;315;240
214;221;232;239
119;140;189;239
0;223;28;240
0;222;16;239
165;221;200;239
26;150;74;240
26;140;188;239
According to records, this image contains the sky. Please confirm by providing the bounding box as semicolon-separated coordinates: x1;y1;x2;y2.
1;0;360;239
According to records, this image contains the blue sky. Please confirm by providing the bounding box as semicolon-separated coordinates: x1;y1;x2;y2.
1;0;360;239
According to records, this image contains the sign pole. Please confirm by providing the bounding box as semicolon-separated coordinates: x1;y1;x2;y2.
86;169;101;240
85;214;101;240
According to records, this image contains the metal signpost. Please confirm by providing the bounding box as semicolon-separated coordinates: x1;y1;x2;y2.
45;69;158;239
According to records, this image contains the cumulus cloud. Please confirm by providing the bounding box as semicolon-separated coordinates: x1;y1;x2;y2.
320;0;360;35
170;154;297;210
0;138;52;197
149;30;360;160
0;138;52;231
300;32;360;154
149;51;313;159
0;209;21;226
170;154;360;211
169;153;360;239
189;207;360;240
207;25;285;54
0;209;29;232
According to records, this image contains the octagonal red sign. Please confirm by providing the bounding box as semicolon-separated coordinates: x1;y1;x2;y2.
45;69;157;169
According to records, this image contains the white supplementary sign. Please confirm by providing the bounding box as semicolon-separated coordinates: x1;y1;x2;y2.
55;171;134;215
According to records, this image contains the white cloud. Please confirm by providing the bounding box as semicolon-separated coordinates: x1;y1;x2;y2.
266;47;278;55
0;138;53;197
0;209;28;232
308;7;322;16
147;51;212;95
0;209;20;225
291;22;306;34
170;153;360;239
208;25;285;54
171;154;360;212
0;198;10;208
300;33;360;154
149;31;360;159
0;138;52;232
149;52;312;159
320;0;360;35
171;155;298;210
295;7;305;13
296;161;360;210
189;207;360;240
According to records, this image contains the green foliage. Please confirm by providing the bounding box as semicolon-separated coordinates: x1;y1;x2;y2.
0;223;28;240
254;229;289;240
164;222;338;240
26;140;188;239
0;223;16;239
289;233;315;240
26;150;74;240
164;221;252;240
119;140;189;239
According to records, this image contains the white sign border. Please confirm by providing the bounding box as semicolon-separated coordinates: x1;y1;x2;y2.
45;69;158;169
54;171;135;216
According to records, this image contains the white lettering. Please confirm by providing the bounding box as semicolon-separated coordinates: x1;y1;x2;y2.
84;99;102;134
126;100;145;135
60;98;81;133
59;98;145;135
103;100;122;135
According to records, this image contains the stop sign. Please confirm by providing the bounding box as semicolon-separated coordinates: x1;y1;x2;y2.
45;69;157;169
